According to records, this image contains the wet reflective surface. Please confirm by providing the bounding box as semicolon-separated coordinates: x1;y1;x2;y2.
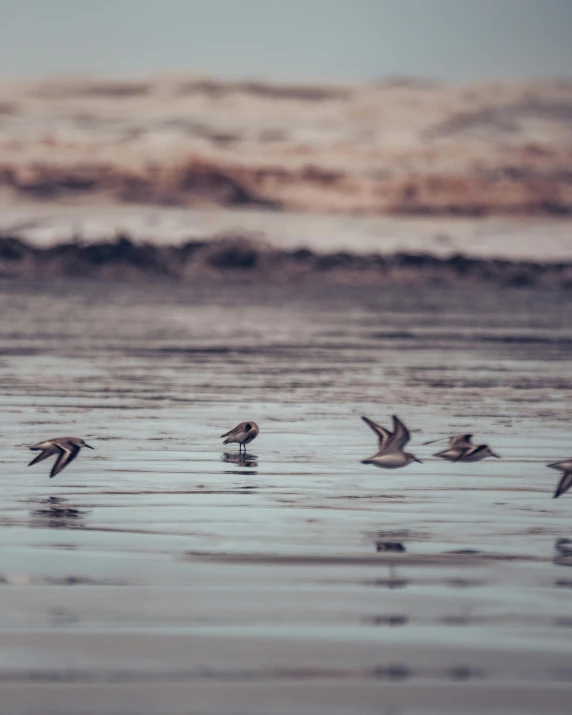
0;280;572;714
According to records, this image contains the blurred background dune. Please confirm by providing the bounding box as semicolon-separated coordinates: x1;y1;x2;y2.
0;0;571;269
1;75;572;216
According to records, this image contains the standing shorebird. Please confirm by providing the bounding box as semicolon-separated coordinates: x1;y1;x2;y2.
548;459;572;499
425;433;500;462
28;437;94;479
220;421;259;452
360;414;422;469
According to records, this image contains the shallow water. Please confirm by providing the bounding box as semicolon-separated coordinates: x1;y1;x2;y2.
1;280;572;715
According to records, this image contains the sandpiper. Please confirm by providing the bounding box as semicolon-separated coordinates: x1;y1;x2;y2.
360;414;422;469
434;433;475;461
426;433;500;462
28;437;94;479
220;421;259;452
548;459;572;499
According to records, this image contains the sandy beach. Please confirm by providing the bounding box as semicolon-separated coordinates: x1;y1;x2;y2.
0;56;571;715
1;279;572;714
2;0;572;710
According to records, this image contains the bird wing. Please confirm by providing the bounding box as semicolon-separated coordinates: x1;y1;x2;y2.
28;450;54;467
554;472;572;499
434;448;463;461
548;459;572;472
220;423;244;438
50;444;80;478
450;434;473;448
386;415;410;451
361;416;392;450
454;444;486;462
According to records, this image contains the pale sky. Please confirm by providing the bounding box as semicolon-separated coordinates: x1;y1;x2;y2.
0;0;571;81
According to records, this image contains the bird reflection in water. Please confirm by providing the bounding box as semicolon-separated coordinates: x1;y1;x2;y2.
30;496;89;530
368;565;408;590
221;451;259;471
553;538;572;567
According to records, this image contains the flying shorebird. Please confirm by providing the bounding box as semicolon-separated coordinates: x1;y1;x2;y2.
28;437;94;478
548;459;572;499
424;433;500;462
360;414;422;468
220;421;259;452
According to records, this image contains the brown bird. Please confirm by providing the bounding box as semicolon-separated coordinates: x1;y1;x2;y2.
548;459;572;499
28;436;94;478
425;433;500;462
429;433;475;461
360;415;422;468
220;422;259;452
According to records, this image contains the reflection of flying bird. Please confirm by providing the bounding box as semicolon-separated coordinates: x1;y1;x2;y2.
427;433;500;462
30;496;89;529
28;437;94;478
220;421;259;452
548;459;572;499
360;415;422;469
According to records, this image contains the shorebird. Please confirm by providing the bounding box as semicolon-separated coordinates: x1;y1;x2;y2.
220;421;259;452
360;414;422;468
28;437;94;478
425;433;500;462
548;459;572;499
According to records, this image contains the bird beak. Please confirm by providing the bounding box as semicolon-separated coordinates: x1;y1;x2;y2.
491;451;500;458
414;457;423;464
422;437;445;446
84;443;94;449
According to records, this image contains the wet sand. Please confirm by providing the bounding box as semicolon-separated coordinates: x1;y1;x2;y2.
1;279;572;714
